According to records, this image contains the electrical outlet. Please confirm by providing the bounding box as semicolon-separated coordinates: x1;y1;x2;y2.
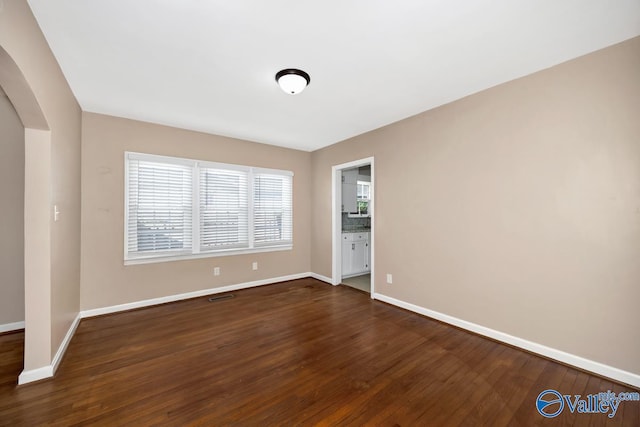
386;274;393;284
214;267;220;276
252;262;258;271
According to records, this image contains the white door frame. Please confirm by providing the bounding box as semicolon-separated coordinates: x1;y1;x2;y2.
331;157;375;298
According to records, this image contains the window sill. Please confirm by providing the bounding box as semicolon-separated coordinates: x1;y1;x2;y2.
125;245;293;266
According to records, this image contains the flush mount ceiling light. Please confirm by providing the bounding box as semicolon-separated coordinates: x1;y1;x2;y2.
275;68;310;95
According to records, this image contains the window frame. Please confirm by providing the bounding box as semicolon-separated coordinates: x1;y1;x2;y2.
348;180;371;217
124;152;293;265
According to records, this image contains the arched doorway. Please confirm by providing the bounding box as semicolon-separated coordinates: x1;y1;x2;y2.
0;45;53;384
0;84;25;332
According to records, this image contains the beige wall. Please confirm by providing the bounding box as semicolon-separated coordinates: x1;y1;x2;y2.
311;37;640;375
0;0;81;365
81;112;311;309
0;92;25;325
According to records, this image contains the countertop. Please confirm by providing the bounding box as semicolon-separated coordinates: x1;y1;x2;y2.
342;228;371;233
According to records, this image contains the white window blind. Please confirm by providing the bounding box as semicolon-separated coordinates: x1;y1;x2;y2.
253;172;293;246
200;167;249;250
124;152;293;263
126;155;193;258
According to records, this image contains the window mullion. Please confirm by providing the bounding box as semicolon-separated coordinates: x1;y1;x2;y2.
192;162;201;254
124;154;134;256
248;168;255;249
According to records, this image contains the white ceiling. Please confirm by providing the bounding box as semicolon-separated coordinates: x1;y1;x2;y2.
28;1;640;151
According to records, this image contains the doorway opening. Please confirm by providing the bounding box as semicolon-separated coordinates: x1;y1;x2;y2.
0;84;25;333
1;44;52;384
331;157;375;297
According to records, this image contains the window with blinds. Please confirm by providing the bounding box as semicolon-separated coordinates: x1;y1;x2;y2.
126;155;193;258
200;167;249;250
254;173;293;246
125;152;293;263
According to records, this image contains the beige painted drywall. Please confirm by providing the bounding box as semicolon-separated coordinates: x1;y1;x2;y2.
24;128;52;369
81;112;311;310
311;37;640;375
0;92;25;326
0;0;81;366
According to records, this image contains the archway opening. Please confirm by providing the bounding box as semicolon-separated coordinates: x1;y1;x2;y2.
0;83;26;387
0;45;52;384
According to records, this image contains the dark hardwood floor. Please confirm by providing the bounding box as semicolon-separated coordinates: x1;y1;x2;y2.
1;278;638;426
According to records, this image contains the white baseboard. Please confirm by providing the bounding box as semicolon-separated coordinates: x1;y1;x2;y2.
18;365;53;385
309;272;332;284
18;313;81;385
0;321;25;333
52;313;81;374
80;272;313;318
373;292;640;388
17;276;637;388
18;273;317;385
18;273;318;385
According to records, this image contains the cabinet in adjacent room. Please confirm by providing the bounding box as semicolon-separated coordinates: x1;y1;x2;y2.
341;169;358;213
341;232;370;277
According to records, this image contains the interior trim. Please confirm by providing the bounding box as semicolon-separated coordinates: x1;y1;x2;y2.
80;272;311;318
16;365;53;386
309;273;332;284
17;273;314;385
20;276;637;389
373;292;640;389
0;321;25;334
18;314;80;385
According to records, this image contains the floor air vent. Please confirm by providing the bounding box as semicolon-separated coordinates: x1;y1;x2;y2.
208;294;234;302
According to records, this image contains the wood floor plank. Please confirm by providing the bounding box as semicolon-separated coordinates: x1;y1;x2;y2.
1;278;637;426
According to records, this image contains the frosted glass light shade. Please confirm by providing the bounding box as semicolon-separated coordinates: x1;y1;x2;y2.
275;69;310;95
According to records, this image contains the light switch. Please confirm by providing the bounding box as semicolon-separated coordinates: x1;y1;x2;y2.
54;205;60;222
